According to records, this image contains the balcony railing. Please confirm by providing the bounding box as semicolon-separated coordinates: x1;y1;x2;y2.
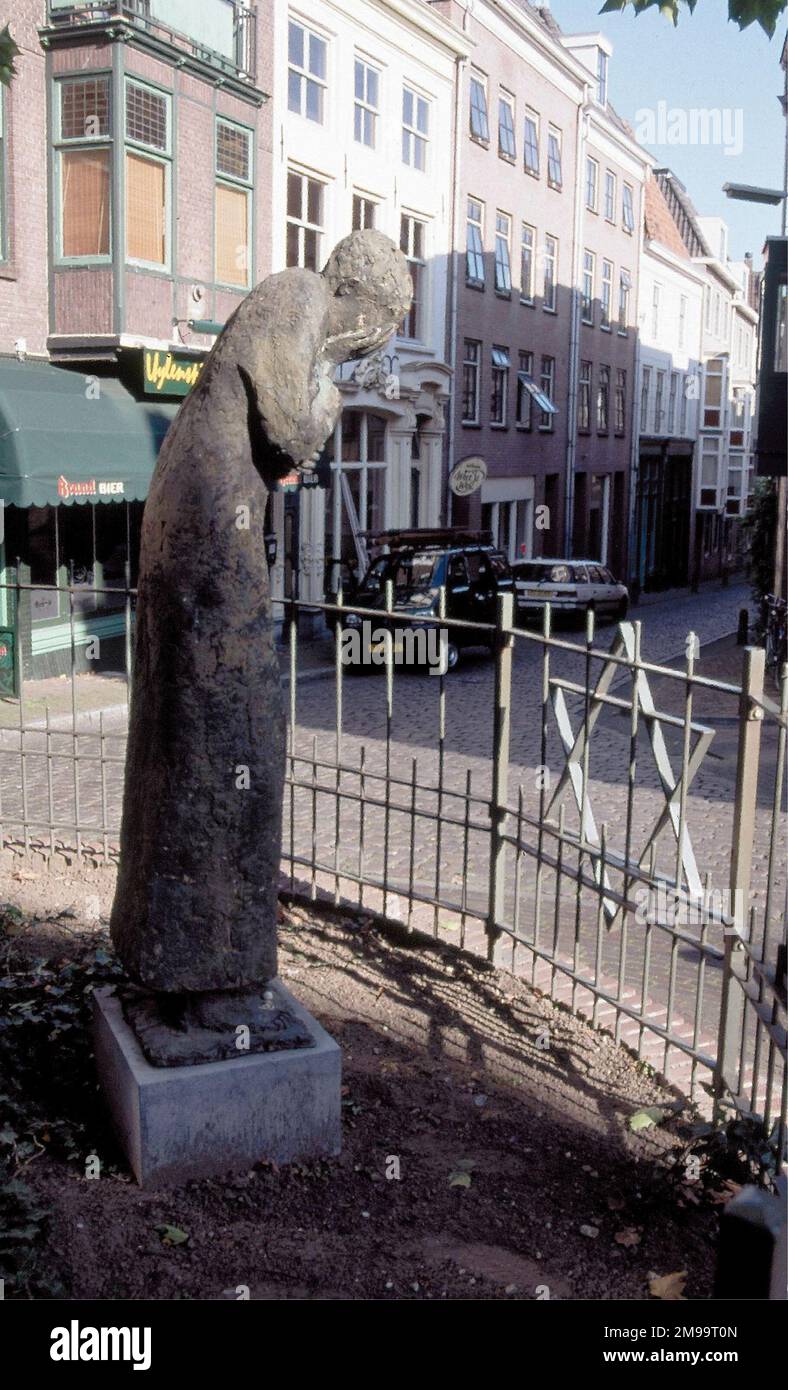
46;0;257;83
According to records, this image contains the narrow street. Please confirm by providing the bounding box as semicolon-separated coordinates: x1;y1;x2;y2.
4;579;780;1096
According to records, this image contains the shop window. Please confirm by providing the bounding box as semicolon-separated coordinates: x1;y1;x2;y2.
27;508;59;623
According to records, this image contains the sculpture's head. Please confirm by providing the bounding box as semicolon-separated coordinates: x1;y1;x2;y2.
322;229;413;364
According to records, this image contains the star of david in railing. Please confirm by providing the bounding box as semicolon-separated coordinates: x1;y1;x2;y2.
545;621;714;926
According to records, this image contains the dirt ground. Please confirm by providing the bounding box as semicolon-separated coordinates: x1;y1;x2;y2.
0;868;730;1302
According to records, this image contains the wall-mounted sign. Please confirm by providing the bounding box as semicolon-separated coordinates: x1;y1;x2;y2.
142;350;204;397
277;470;322;492
449;456;487;497
57;476;125;499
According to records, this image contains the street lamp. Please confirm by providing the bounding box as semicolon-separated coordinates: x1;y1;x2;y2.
722;182;786;207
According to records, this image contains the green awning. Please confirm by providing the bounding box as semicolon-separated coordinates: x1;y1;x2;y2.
0;358;179;508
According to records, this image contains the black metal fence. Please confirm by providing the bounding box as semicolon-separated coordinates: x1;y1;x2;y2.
1;574;785;1176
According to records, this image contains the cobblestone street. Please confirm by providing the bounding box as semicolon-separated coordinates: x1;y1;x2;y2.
1;579;784;1096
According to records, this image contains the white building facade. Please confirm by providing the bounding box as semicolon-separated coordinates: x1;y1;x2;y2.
633;175;705;590
693;218;758;580
268;0;470;609
653;176;759;583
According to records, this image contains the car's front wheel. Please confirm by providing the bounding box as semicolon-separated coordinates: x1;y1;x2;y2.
616;596;629;621
444;639;460;673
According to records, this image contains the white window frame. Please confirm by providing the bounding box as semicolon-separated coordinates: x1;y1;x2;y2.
353;55;380;149
288;17;328;125
399;211;427;340
520;222;535;304
402;85;429;171
490;345;509;427
494;210;512;294
547;125;562;189
622;182;635;233
601;259;613;329
539;356;556;432
618;269;631;334
516;349;534;429
466;196;485;288
523;107;539;176
578;360;592;431
604;169;616;223
286;166;326;270
462;338;481;424
543;235;558;313
582;250;595;325
469;70;490;143
498;89;516;161
586;156;598;212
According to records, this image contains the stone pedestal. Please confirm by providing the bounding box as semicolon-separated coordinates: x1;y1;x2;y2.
93;985;341;1188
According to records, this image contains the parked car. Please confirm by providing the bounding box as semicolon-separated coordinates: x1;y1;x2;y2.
512;559;629;625
339;528;514;670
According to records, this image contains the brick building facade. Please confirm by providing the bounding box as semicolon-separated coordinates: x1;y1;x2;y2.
0;0;272;680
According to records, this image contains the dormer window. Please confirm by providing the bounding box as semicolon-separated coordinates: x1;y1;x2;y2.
596;49;608;106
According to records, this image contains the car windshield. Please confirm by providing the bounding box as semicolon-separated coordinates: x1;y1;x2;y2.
363;551;446;596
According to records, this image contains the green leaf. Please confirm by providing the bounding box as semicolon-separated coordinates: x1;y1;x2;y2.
628;1106;666;1131
0;24;20;89
155;1223;189;1246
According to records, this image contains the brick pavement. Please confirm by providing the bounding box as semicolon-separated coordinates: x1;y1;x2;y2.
1;579;784;1103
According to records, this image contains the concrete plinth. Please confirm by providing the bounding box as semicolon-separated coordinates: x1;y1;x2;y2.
93;985;341;1188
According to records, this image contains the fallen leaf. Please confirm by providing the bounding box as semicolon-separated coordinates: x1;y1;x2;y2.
155;1224;189;1247
628;1106;666;1132
448;1170;472;1188
648;1270;687;1301
614;1227;641;1248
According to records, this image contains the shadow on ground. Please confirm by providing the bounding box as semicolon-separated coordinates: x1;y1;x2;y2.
0;896;723;1301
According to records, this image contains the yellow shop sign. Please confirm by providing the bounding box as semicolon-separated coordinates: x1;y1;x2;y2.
142;350;204;397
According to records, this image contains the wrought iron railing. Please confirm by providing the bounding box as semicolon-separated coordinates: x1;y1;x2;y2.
46;1;257;81
0;574;785;1177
